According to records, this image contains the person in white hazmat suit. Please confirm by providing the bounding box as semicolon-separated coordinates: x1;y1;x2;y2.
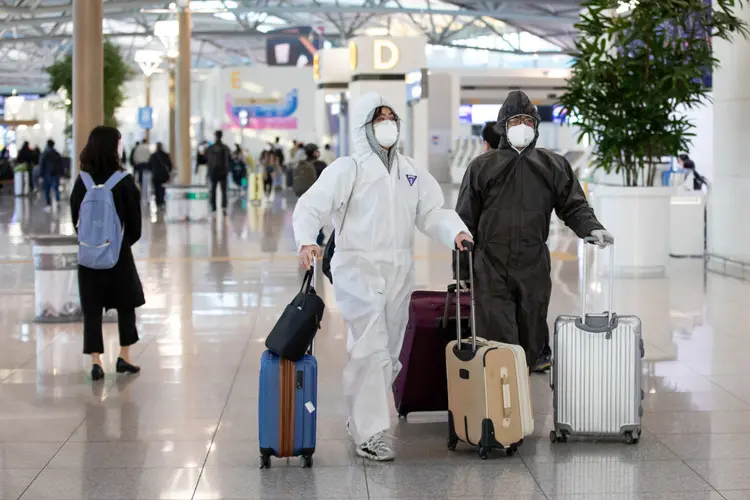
293;92;473;461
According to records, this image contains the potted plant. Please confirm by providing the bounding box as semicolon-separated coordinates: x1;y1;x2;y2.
559;0;749;277
46;39;133;130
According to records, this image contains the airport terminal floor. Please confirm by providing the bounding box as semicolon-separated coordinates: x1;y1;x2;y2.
1;187;750;500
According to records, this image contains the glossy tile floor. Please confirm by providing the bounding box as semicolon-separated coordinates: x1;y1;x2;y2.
1;188;749;500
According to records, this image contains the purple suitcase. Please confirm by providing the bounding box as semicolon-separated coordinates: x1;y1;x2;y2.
393;284;471;417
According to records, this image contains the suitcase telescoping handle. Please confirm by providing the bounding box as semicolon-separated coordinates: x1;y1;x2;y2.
580;236;615;324
306;256;319;356
455;242;477;352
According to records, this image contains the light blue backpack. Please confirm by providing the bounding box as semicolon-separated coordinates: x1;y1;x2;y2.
77;171;128;270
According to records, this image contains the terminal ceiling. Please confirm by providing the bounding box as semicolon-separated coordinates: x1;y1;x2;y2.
0;0;583;91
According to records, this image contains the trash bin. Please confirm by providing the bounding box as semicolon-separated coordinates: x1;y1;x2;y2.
31;235;116;323
14;166;29;197
165;184;210;222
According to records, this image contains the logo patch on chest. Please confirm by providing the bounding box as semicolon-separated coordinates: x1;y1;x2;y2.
406;174;417;186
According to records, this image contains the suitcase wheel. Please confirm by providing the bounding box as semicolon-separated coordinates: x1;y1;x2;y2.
301;455;314;468
550;430;568;444
505;446;517;457
260;454;271;469
624;431;640;445
447;436;458;451
477;446;492;460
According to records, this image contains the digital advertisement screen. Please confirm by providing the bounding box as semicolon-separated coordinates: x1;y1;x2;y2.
460;103;563;124
265;26;322;67
470;104;502;125
458;105;472;124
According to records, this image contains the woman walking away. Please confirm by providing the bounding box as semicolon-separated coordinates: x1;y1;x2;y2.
70;126;145;381
293;92;472;461
677;154;709;192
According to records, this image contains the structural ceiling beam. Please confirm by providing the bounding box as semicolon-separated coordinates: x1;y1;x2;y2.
0;3;578;29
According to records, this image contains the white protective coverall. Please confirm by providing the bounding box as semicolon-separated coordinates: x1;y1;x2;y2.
292;92;469;444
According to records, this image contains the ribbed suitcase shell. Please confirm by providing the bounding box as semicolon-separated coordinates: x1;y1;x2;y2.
552;314;644;439
258;351;317;461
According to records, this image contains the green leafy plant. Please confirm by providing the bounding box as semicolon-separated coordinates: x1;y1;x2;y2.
46;39;133;129
559;0;749;186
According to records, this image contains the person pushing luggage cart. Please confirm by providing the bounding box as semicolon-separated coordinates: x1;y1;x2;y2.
454;90;613;371
293;91;472;461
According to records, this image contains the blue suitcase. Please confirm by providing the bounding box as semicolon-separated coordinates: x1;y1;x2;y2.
258;350;317;468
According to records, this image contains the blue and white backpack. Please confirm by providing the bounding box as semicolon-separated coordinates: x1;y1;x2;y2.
77;171;128;270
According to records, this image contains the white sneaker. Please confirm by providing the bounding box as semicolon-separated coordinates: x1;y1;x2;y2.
43;206;52;213
356;432;396;462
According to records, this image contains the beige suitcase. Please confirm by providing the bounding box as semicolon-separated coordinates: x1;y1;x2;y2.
446;245;534;459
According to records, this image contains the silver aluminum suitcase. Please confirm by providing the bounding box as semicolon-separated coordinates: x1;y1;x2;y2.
550;238;644;445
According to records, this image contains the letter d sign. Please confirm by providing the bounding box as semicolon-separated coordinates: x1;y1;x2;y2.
373;40;400;71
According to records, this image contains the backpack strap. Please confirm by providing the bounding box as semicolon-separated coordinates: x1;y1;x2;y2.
104;170;128;190
80;172;95;190
339;158;358;234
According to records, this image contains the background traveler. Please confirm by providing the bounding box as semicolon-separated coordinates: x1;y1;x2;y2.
70;126;144;381
231;144;247;189
16;141;34;193
455;90;613;373
293;92;472;462
40;139;63;213
481;121;502;151
149;142;173;209
195;140;208;184
131;139;151;202
260;146;279;196
129;141;139;171
272;136;285;166
322;143;336;165
206;130;231;215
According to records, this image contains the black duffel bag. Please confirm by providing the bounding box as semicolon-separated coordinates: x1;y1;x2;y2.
265;267;325;360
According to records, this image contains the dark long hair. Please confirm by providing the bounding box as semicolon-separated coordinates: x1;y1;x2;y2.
678;153;695;170
80;126;122;176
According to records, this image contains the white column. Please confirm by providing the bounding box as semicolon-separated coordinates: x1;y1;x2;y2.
424;72;460;183
315;47;351;144
709;4;750;268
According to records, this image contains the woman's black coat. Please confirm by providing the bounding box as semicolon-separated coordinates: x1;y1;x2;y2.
70;170;145;312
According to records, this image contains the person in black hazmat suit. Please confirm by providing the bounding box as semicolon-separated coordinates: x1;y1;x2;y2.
455;90;613;372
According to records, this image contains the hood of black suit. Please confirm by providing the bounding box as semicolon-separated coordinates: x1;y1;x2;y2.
494;91;541;151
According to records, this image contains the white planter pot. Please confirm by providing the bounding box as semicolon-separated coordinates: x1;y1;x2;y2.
591;185;673;278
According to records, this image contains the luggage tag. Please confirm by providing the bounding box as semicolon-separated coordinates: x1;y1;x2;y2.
305;402;316;414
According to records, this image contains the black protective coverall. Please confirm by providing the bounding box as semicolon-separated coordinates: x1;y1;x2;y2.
455;91;604;366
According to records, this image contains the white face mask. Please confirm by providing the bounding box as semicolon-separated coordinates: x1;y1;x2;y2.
507;124;535;149
373;120;399;148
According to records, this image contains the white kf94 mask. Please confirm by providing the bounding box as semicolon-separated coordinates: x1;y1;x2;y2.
507;124;535;149
374;120;399;148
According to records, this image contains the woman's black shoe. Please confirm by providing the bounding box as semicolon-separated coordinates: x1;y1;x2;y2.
116;358;141;375
91;364;105;381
